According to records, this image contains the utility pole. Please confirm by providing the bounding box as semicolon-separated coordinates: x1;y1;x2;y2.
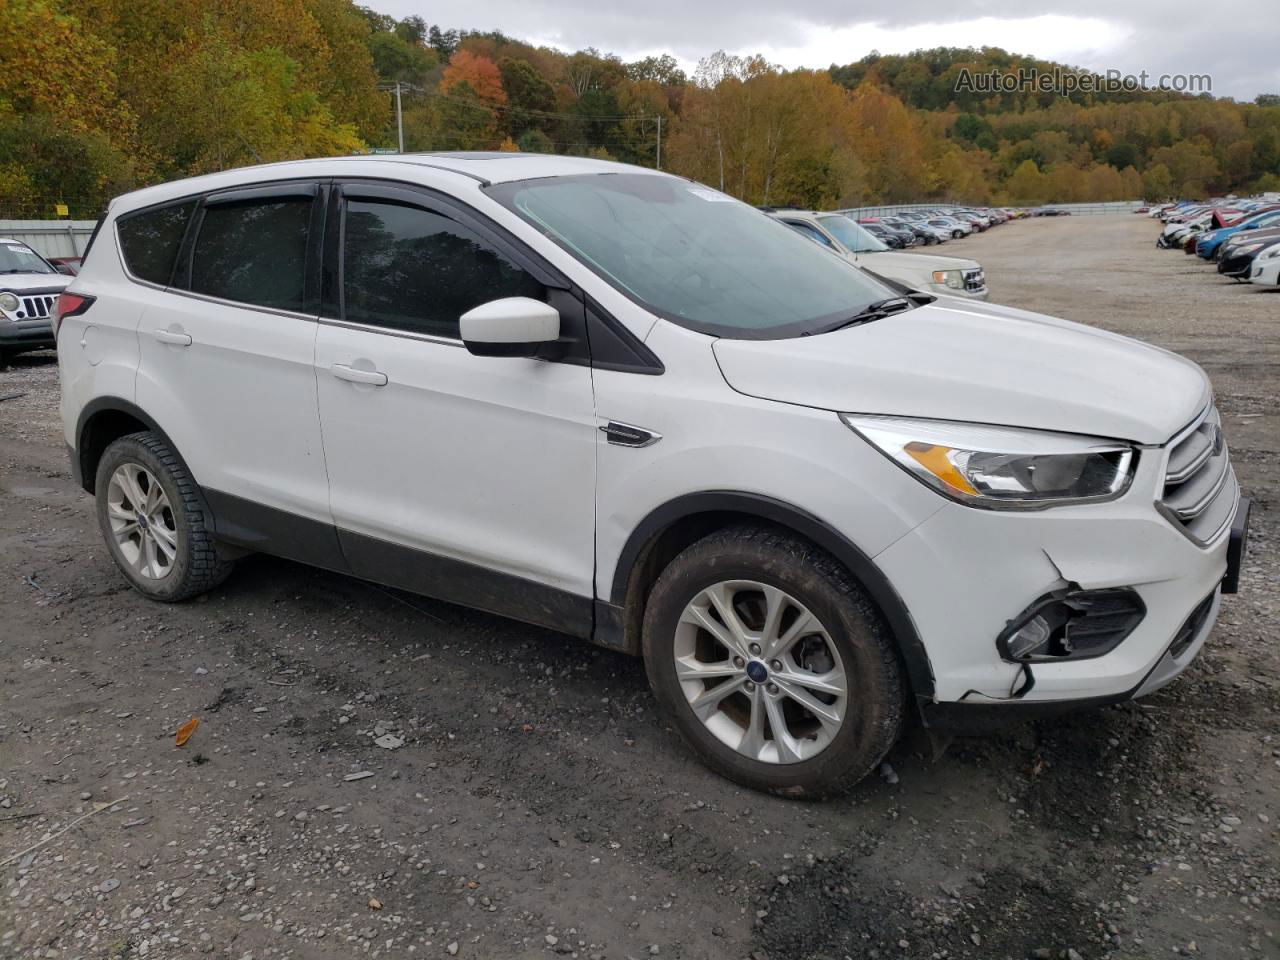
656;115;662;171
395;82;405;154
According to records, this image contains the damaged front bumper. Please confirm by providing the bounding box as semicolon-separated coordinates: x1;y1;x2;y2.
874;445;1248;724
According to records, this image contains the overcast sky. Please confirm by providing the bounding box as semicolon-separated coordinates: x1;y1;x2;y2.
374;1;1278;102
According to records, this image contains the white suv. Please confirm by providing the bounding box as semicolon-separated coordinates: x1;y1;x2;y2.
57;154;1250;797
0;236;71;365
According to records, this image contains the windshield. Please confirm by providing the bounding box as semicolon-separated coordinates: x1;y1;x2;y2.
817;215;889;253
487;173;893;339
0;241;55;274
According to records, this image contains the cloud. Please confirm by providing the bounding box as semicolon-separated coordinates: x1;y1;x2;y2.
373;0;1280;100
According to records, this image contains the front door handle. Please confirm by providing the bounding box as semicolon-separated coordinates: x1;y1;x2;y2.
330;363;388;386
152;329;192;346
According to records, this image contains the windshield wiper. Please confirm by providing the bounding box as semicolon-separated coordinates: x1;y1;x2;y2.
807;297;913;335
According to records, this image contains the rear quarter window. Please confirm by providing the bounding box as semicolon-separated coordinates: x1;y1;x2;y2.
116;201;197;286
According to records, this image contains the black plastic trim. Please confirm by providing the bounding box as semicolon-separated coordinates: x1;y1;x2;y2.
995;587;1147;663
610;491;936;701
204;182;320;206
593;600;628;650
1223;496;1250;594
339;528;594;640
201;489;347;573
584;299;664;375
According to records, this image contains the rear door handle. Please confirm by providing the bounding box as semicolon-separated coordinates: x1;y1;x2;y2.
330;363;388;386
152;329;192;346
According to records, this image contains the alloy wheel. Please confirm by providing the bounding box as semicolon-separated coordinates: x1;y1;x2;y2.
673;580;847;764
105;463;178;580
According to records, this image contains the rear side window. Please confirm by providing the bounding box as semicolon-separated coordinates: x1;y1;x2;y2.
342;199;542;339
117;201;196;285
782;220;835;249
189;198;313;312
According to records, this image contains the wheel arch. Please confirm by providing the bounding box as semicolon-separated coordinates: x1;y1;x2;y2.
74;397;185;495
608;491;936;704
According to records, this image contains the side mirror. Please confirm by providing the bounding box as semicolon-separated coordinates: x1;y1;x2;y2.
460;297;560;358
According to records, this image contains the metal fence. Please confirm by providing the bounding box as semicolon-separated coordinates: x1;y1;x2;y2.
840;200;1146;218
0;220;99;258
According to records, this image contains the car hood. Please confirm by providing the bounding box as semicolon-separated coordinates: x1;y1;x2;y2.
0;272;69;293
712;299;1209;444
855;250;979;273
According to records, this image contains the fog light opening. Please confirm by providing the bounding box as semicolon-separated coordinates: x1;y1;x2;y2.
997;587;1146;664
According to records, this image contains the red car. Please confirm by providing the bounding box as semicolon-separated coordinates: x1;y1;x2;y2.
47;256;82;276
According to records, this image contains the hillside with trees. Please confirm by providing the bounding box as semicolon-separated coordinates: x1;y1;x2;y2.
2;0;1278;217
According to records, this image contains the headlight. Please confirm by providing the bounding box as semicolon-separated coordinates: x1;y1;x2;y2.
931;269;965;290
1234;242;1263;254
1259;246;1280;260
841;415;1136;509
0;292;18;313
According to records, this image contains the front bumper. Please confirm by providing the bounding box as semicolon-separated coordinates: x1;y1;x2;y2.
1250;258;1280;285
931;282;989;301
1218;252;1257;277
874;444;1245;710
0;318;54;350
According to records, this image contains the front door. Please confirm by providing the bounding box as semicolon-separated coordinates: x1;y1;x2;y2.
314;183;597;635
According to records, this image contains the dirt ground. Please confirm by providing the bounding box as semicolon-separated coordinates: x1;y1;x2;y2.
0;214;1276;960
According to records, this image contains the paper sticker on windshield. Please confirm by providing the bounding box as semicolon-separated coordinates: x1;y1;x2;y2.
687;187;735;203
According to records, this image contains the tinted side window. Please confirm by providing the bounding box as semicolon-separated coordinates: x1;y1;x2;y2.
342;199;542;339
117;201;196;285
782;220;835;249
190;198;312;312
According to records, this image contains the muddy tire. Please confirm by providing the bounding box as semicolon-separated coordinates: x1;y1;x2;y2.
94;432;234;601
642;526;904;799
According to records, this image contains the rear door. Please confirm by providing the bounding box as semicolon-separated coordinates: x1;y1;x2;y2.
313;181;597;633
134;181;342;565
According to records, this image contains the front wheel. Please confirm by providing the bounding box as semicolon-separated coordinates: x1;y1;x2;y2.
642;527;904;798
94;432;235;601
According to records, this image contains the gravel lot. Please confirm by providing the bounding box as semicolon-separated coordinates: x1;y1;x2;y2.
0;214;1276;960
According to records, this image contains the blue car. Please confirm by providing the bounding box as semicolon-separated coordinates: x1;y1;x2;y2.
1196;208;1280;259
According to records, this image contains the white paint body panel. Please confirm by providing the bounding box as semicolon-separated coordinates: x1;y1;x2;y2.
1250;255;1280;285
713;299;1210;443
133;294;330;524
314;323;596;597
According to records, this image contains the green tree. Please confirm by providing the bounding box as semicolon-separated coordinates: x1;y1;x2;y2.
1005;159;1046;204
499;57;556;139
1142;162;1174;200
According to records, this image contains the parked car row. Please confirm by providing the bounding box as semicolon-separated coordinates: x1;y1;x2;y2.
839;206;1025;248
1151;197;1280;287
761;208;991;299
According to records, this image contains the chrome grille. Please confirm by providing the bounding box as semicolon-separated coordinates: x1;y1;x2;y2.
963;268;985;291
18;293;56;320
1159;404;1237;543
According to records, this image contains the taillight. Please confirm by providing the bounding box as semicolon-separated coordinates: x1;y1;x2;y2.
50;292;94;339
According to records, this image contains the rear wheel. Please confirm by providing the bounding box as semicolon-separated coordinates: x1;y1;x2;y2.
95;433;234;601
642;526;904;798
